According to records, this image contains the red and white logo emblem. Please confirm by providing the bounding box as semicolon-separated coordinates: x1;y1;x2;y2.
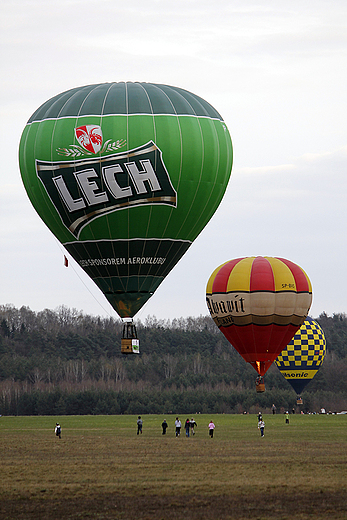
75;125;103;154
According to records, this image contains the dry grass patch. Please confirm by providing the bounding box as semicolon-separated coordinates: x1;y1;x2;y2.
0;414;346;519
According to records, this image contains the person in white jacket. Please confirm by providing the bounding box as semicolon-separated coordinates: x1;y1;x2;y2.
258;419;265;437
175;417;181;437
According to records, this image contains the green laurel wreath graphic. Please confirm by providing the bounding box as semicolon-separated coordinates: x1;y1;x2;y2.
56;139;127;157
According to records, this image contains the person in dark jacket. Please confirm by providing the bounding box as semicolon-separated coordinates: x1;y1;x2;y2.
162;419;168;435
137;416;143;435
55;423;61;439
190;418;197;435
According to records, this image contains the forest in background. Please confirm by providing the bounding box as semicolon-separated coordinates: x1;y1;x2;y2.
0;304;346;415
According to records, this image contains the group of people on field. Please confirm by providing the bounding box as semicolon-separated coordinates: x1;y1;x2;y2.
55;413;279;440
139;416;216;437
53;417;216;439
173;417;198;437
172;417;215;437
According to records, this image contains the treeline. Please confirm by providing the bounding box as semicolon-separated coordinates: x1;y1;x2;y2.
2;387;346;417
0;305;347;415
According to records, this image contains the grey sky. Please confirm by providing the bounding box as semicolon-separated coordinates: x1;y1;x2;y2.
1;0;346;321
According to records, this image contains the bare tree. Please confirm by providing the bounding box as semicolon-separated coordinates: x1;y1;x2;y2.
163;354;178;379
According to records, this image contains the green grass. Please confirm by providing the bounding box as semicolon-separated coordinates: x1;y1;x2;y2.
0;414;346;519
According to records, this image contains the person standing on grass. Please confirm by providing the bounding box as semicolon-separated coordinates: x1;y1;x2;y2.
137;416;143;435
175;417;181;437
185;418;190;437
55;423;61;439
162;419;168;435
208;420;215;438
258;418;265;437
190;418;197;436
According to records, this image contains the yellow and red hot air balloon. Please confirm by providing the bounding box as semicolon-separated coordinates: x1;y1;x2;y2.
206;256;312;390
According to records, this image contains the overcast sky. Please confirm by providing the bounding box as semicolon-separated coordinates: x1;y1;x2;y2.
1;0;346;322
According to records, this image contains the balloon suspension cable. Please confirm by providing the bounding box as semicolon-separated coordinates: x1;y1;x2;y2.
56;243;113;317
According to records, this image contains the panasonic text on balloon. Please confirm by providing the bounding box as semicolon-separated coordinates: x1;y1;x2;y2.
282;372;309;378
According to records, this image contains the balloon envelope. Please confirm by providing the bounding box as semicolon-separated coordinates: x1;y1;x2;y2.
19;82;232;318
206;256;312;375
275;316;326;394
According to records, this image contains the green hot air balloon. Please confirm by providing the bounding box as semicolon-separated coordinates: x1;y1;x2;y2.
19;82;233;351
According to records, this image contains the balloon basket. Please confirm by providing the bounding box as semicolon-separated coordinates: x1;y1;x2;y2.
255;376;265;393
296;396;303;405
121;319;140;354
121;338;140;354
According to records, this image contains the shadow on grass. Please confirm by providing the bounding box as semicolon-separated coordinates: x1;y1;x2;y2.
1;490;347;520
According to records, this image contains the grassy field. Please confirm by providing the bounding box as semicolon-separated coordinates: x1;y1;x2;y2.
0;413;346;519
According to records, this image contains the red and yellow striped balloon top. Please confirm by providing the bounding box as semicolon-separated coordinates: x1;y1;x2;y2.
206;256;312;375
